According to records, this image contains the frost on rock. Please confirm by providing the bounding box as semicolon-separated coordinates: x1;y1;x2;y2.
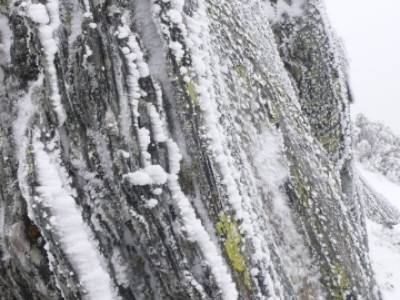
147;103;167;143
123;165;168;186
27;0;67;125
165;139;239;300
0;13;12;64
266;0;306;22
27;3;50;24
0;0;385;299
32;132;117;300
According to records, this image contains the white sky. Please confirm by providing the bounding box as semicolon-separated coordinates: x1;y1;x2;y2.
325;0;400;134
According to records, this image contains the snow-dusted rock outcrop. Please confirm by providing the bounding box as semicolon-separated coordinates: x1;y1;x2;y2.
0;0;381;299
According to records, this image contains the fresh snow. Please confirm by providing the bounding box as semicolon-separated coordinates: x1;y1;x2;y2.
116;10;238;298
367;221;400;300
166;139;239;300
266;0;306;22
145;198;159;209
117;15;152;167
137;127;152;166
359;165;400;212
253;128;321;291
33;133;117;300
147;103;167;143
123;165;168;186
14;76;44;220
27;0;67;125
0;14;12;64
184;2;285;295
82;0;93;18
358;165;400;299
27;3;50;24
169;41;184;61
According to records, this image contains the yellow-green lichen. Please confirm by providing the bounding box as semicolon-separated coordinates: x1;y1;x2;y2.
308;67;320;80
318;132;341;156
309;215;323;237
186;82;198;106
331;262;351;299
234;65;251;88
290;166;310;208
65;9;72;26
216;212;251;289
206;5;216;18
268;101;281;124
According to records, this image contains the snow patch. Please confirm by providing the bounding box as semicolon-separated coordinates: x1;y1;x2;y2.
111;249;129;288
117;13;154;167
88;23;97;29
169;40;184;60
266;0;306;22
27;0;67;125
138;127;152;166
27;3;50;24
166;139;239;300
367;221;400;300
14;76;44;220
145;198;159;209
82;0;93;18
358;165;400;212
32;132;117;300
253;127;289;188
123;165;168;186
253;127;320;292
358;165;400;299
152;188;163;195
0;14;12;64
147;103;167;143
68;2;83;47
124;169;151;186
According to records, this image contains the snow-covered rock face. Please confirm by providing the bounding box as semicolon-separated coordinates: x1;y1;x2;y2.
0;0;381;299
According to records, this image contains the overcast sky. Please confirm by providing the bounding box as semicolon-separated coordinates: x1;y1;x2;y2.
325;0;400;134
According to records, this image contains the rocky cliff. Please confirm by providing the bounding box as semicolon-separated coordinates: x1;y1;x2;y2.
0;0;383;299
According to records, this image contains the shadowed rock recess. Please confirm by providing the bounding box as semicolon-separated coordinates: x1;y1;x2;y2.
0;0;384;299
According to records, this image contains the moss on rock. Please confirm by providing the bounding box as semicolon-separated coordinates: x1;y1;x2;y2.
216;212;251;289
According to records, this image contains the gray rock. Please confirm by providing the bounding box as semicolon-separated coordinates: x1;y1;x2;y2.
0;0;383;299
